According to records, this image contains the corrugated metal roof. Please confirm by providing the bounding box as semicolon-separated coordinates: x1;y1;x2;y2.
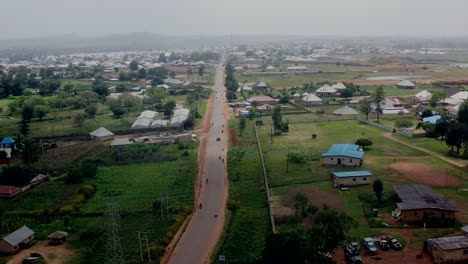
2;226;34;246
0;137;15;144
322;144;364;159
89;127;114;137
394;184;458;211
333;106;359;115
397;80;416;87
427;236;468;251
332;171;372;178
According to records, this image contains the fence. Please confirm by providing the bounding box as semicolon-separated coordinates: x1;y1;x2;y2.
254;125;277;234
356;117;413;138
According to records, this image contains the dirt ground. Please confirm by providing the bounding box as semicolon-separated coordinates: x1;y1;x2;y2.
284;186;346;212
333;247;433;264
389;162;462;187
5;241;74;264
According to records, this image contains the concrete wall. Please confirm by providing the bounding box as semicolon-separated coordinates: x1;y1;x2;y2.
322;156;362;167
400;209;456;224
431;244;468;264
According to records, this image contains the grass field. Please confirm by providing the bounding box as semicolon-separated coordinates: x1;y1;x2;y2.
215;119;271;263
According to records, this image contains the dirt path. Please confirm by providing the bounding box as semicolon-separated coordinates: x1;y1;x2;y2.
383;133;467;168
6;241;74;264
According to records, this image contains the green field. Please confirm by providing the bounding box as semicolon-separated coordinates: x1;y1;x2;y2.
215;119;271;263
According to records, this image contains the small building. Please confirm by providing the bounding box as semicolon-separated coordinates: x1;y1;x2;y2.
138;110;158;120
321;144;364;167
332;106;359;116
0;137;15;149
247;96;279;105
396;80;416;89
315;84;337;97
30;174;47;186
302;94;322;106
255;82;268;91
393;184;458;225
0;226;34;254
110;138;134;148
423;115;441;124
170;108;190;127
131;117;153;129
48;231;68;245
151;119;169;128
331;171;372;187
89;127;114;141
424;236;468;264
0;185;22;198
332;83;347;90
415;90;432;102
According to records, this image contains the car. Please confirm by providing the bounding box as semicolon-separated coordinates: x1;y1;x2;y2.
344;243;362;264
363;237;378;255
380;236;390;251
389;238;403;250
216;137;220;141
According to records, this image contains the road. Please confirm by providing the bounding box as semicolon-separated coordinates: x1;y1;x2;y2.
168;60;228;264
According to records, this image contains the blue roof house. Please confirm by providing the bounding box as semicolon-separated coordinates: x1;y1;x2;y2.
321;144;364;167
0;137;15;149
422;115;441;124
331;171;372;187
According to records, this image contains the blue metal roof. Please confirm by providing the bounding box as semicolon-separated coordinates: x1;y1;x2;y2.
0;137;15;144
332;171;372;178
422;115;441;124
322;144;364;159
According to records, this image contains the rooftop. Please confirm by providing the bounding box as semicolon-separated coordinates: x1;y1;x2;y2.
110;138;133;146
333;106;359;115
89;127;114;137
332;171;372;178
427;236;468;251
422;115;441;124
2;226;34;247
394;184;458;211
397;80;416;87
322;144;364;159
0;137;15;144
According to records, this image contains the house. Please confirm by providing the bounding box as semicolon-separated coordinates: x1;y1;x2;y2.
255;82;268;91
0;137;15;149
0;186;22;198
332;106;359;116
170;108;190;127
415;90;432;102
131;117;153;129
396;80;416;89
151;119;169;128
163;78;184;85
315;84;337;97
48;231;68;245
89;127;114;141
332;83;347;90
321;144;364;167
301;94;322;106
375;101;410;115
331;171;372;187
0;226;34;254
423;115;441;124
110;138;134;148
424;236;468;264
247;96;279;105
450;91;468;101
393;184;458;225
138;110;158;119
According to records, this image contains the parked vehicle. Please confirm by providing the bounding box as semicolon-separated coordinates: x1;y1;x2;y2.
363;237;378;255
344;242;362;264
389;238;403;250
380;236;390;251
23;252;44;264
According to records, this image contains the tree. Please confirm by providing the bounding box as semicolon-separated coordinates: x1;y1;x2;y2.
239;117;246;136
85;104;98;118
110;106;125;118
429;90;447;109
263;232;304;264
170;71;176;78
198;65;205;77
21;138;41;166
164;101;176;117
372;179;384;202
19;105;34;137
92;79;109;98
40;79;61;95
33;105;49;121
340;88;353;100
129;60;139;71
373;86;385;122
355;138;373;150
457;100;468;124
158;53;167;63
187;67;193;76
73;112;86;127
226;91;237;101
137;68;147;79
446;122;463;154
116;84;126;93
118;93;140;112
1;165;31;187
272;106;283;130
65;167;83;184
394;119;414;129
359;98;373;120
293;192;310;219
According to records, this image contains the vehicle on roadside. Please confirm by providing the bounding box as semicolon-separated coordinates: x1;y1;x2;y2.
216;137;220;141
23;252;44;264
389;238;403;250
363;237;378;255
344;242;362;264
380;236;390;251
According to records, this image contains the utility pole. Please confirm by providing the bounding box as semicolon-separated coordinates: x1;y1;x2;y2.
137;231;151;262
159;193;169;220
105;203;124;264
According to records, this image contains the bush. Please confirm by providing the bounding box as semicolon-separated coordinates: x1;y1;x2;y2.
288;152;307;164
65;167;83;184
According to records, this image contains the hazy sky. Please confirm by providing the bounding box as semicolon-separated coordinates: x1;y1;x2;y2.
2;0;468;39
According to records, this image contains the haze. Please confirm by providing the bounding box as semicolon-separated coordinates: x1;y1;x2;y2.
2;0;468;39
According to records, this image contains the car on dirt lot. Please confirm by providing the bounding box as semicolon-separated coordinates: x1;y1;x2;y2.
389;238;403;250
344;242;362;264
379;236;390;250
363;237;378;255
216;137;220;141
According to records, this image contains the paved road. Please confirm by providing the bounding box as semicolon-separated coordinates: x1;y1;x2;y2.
169;59;228;264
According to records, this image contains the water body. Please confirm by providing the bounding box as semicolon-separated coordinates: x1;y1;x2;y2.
365;75;432;81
